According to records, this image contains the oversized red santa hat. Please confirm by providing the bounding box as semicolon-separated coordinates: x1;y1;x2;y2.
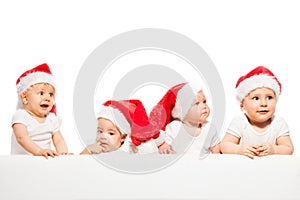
99;99;159;146
236;66;282;102
16;63;57;114
150;82;202;132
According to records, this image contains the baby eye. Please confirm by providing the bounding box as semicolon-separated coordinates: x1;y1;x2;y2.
252;96;259;101
49;93;54;97
109;132;115;136
97;129;103;134
267;96;273;100
38;91;44;96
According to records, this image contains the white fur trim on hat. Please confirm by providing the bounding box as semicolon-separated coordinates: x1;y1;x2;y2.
172;83;202;120
16;71;56;94
96;105;130;135
236;74;280;102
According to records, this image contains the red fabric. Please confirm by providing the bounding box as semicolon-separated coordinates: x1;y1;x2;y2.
149;82;187;134
103;99;158;146
235;66;282;92
50;105;56;115
16;63;52;85
102;82;188;146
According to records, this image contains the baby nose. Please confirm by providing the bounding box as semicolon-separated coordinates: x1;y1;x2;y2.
97;132;108;141
260;99;267;106
43;95;51;101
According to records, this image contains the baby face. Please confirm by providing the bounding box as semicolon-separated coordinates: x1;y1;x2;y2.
241;87;276;126
21;83;55;118
96;118;126;152
184;91;210;126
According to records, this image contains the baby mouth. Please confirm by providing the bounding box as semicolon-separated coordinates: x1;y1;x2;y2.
258;110;268;114
100;143;109;147
40;104;49;108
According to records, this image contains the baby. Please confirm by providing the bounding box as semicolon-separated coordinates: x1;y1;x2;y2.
150;82;221;158
80;100;129;154
11;63;68;158
220;66;294;158
81;99;160;154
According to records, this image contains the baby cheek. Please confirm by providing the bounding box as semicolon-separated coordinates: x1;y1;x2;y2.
96;135;101;142
187;107;201;120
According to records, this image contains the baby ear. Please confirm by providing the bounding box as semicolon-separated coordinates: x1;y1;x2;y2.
121;134;127;143
20;93;28;105
240;104;246;113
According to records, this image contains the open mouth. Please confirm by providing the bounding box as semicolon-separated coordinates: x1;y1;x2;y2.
40;104;49;108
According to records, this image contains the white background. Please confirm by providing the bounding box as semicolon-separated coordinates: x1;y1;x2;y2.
0;0;299;157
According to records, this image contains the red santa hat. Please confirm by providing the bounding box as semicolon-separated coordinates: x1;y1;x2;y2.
96;102;131;136
149;82;202;132
16;63;57;114
171;82;202;120
236;66;282;102
98;99;159;146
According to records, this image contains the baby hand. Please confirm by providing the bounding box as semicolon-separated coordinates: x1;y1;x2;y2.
256;143;274;156
37;149;59;159
239;144;259;159
129;143;138;154
86;143;103;154
158;142;176;154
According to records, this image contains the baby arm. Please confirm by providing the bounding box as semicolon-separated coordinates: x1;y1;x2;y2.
155;129;176;154
52;131;68;155
13;123;59;159
220;133;259;159
256;135;294;156
157;121;180;154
